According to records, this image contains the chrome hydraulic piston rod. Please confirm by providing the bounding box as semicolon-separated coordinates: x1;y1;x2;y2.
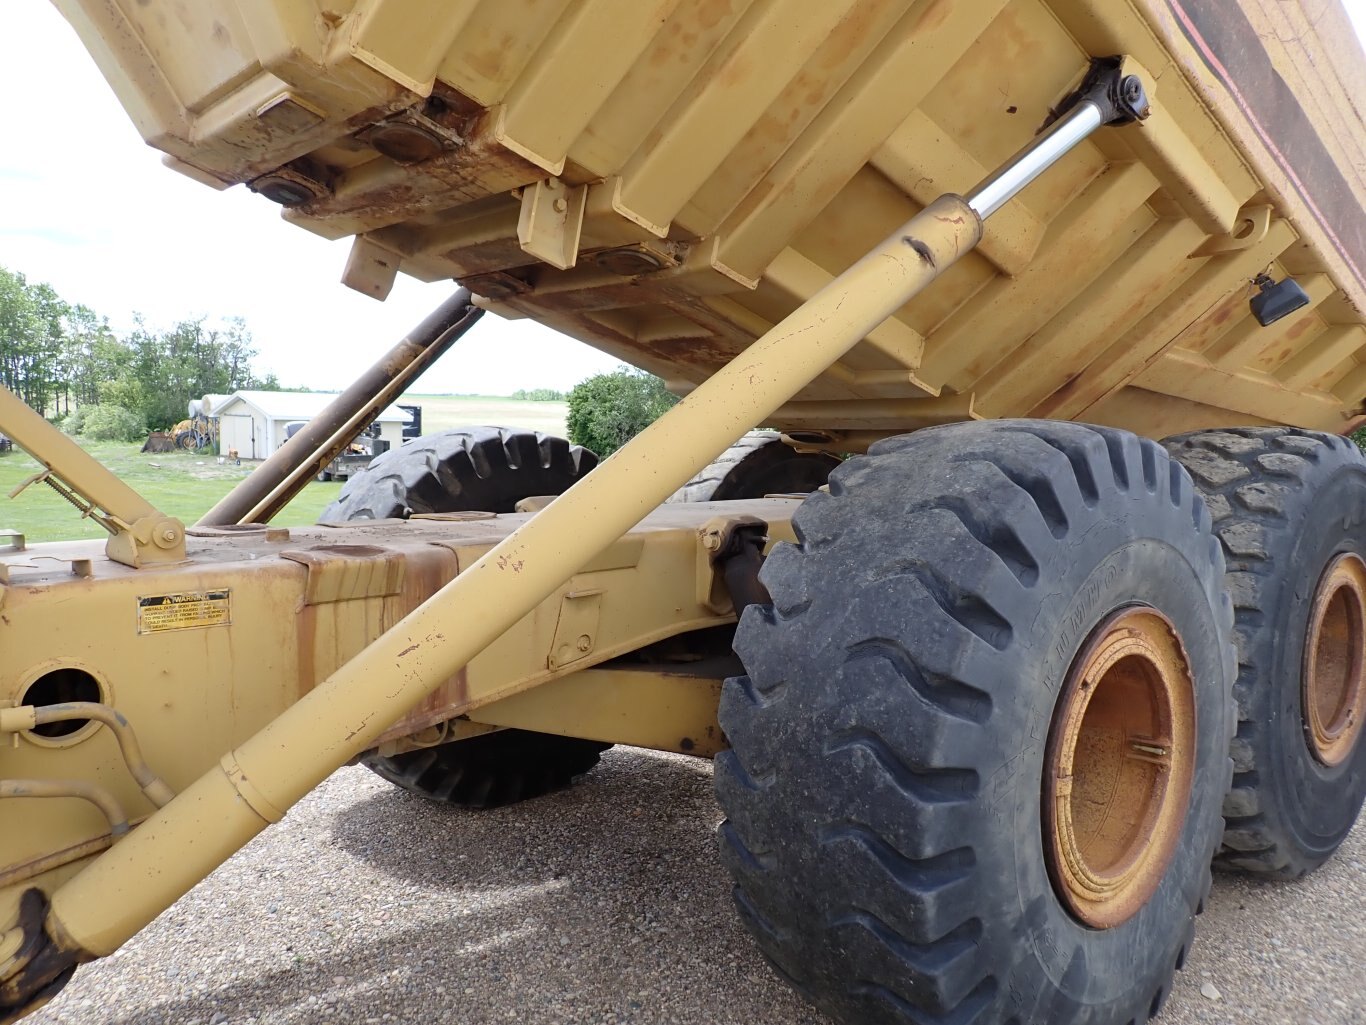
10;69;1149;1010
967;57;1150;218
966;100;1106;218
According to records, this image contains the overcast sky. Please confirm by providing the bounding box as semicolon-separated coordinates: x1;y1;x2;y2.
0;4;627;394
2;4;1364;393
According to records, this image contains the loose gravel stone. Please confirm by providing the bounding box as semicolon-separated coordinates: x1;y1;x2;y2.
21;750;1366;1025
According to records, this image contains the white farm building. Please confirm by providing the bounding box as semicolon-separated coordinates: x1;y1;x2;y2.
213;391;410;461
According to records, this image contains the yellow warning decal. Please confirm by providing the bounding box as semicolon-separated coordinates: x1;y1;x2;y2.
137;590;231;634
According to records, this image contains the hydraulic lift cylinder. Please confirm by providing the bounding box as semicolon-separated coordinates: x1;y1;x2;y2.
196;289;481;526
39;82;1126;966
49;194;980;956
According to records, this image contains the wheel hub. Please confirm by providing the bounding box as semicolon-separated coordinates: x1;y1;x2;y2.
1303;553;1366;767
1044;607;1197;929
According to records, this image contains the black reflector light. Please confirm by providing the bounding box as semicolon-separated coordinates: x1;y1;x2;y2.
1249;273;1311;327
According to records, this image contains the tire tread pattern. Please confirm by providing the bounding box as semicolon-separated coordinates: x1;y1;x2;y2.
322;427;606;810
1163;426;1366;877
718;421;1234;1025
668;430;839;503
320;426;596;521
365;730;610;810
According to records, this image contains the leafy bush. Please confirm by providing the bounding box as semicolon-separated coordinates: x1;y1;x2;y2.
81;405;146;442
566;369;678;457
60;407;88;436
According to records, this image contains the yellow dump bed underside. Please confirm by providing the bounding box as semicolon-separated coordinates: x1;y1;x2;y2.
58;0;1366;442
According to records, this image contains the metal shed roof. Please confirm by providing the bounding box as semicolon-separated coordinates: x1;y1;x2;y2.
214;391;410;423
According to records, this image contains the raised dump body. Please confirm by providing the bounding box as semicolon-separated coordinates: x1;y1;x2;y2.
4;6;1366;1025
57;0;1366;442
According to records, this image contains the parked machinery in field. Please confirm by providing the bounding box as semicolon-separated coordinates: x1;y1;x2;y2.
1;4;1364;1025
169;412;218;452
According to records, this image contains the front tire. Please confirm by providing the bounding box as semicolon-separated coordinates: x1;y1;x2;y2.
324;426;608;810
716;420;1234;1025
320;426;596;521
1164;427;1366;877
367;729;610;809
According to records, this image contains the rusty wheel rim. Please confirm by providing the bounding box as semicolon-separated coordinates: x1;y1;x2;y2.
1043;607;1197;929
1302;553;1366;768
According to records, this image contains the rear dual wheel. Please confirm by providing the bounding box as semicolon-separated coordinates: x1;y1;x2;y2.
669;430;839;503
1164;427;1366;877
716;420;1235;1025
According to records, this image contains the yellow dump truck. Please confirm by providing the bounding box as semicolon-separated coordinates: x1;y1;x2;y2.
3;3;1365;1024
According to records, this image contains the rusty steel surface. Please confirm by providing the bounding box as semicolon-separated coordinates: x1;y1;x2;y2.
1043;606;1198;929
0;499;799;938
1303;553;1366;768
0;891;77;1025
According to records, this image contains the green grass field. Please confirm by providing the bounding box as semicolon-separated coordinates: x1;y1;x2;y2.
397;394;568;436
0;441;341;545
0;397;571;544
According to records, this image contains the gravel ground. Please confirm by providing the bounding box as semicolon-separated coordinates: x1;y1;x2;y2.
24;749;1365;1025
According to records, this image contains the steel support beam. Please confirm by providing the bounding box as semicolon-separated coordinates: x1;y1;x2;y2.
0;389;184;568
196;289;482;526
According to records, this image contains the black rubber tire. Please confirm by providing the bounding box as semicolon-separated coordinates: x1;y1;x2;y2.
668;430;839;502
1163;427;1366;878
323;426;608;810
716;419;1235;1025
366;729;611;810
319;426;597;521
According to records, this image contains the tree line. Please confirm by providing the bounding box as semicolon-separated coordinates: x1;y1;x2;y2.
0;265;276;431
510;387;566;401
